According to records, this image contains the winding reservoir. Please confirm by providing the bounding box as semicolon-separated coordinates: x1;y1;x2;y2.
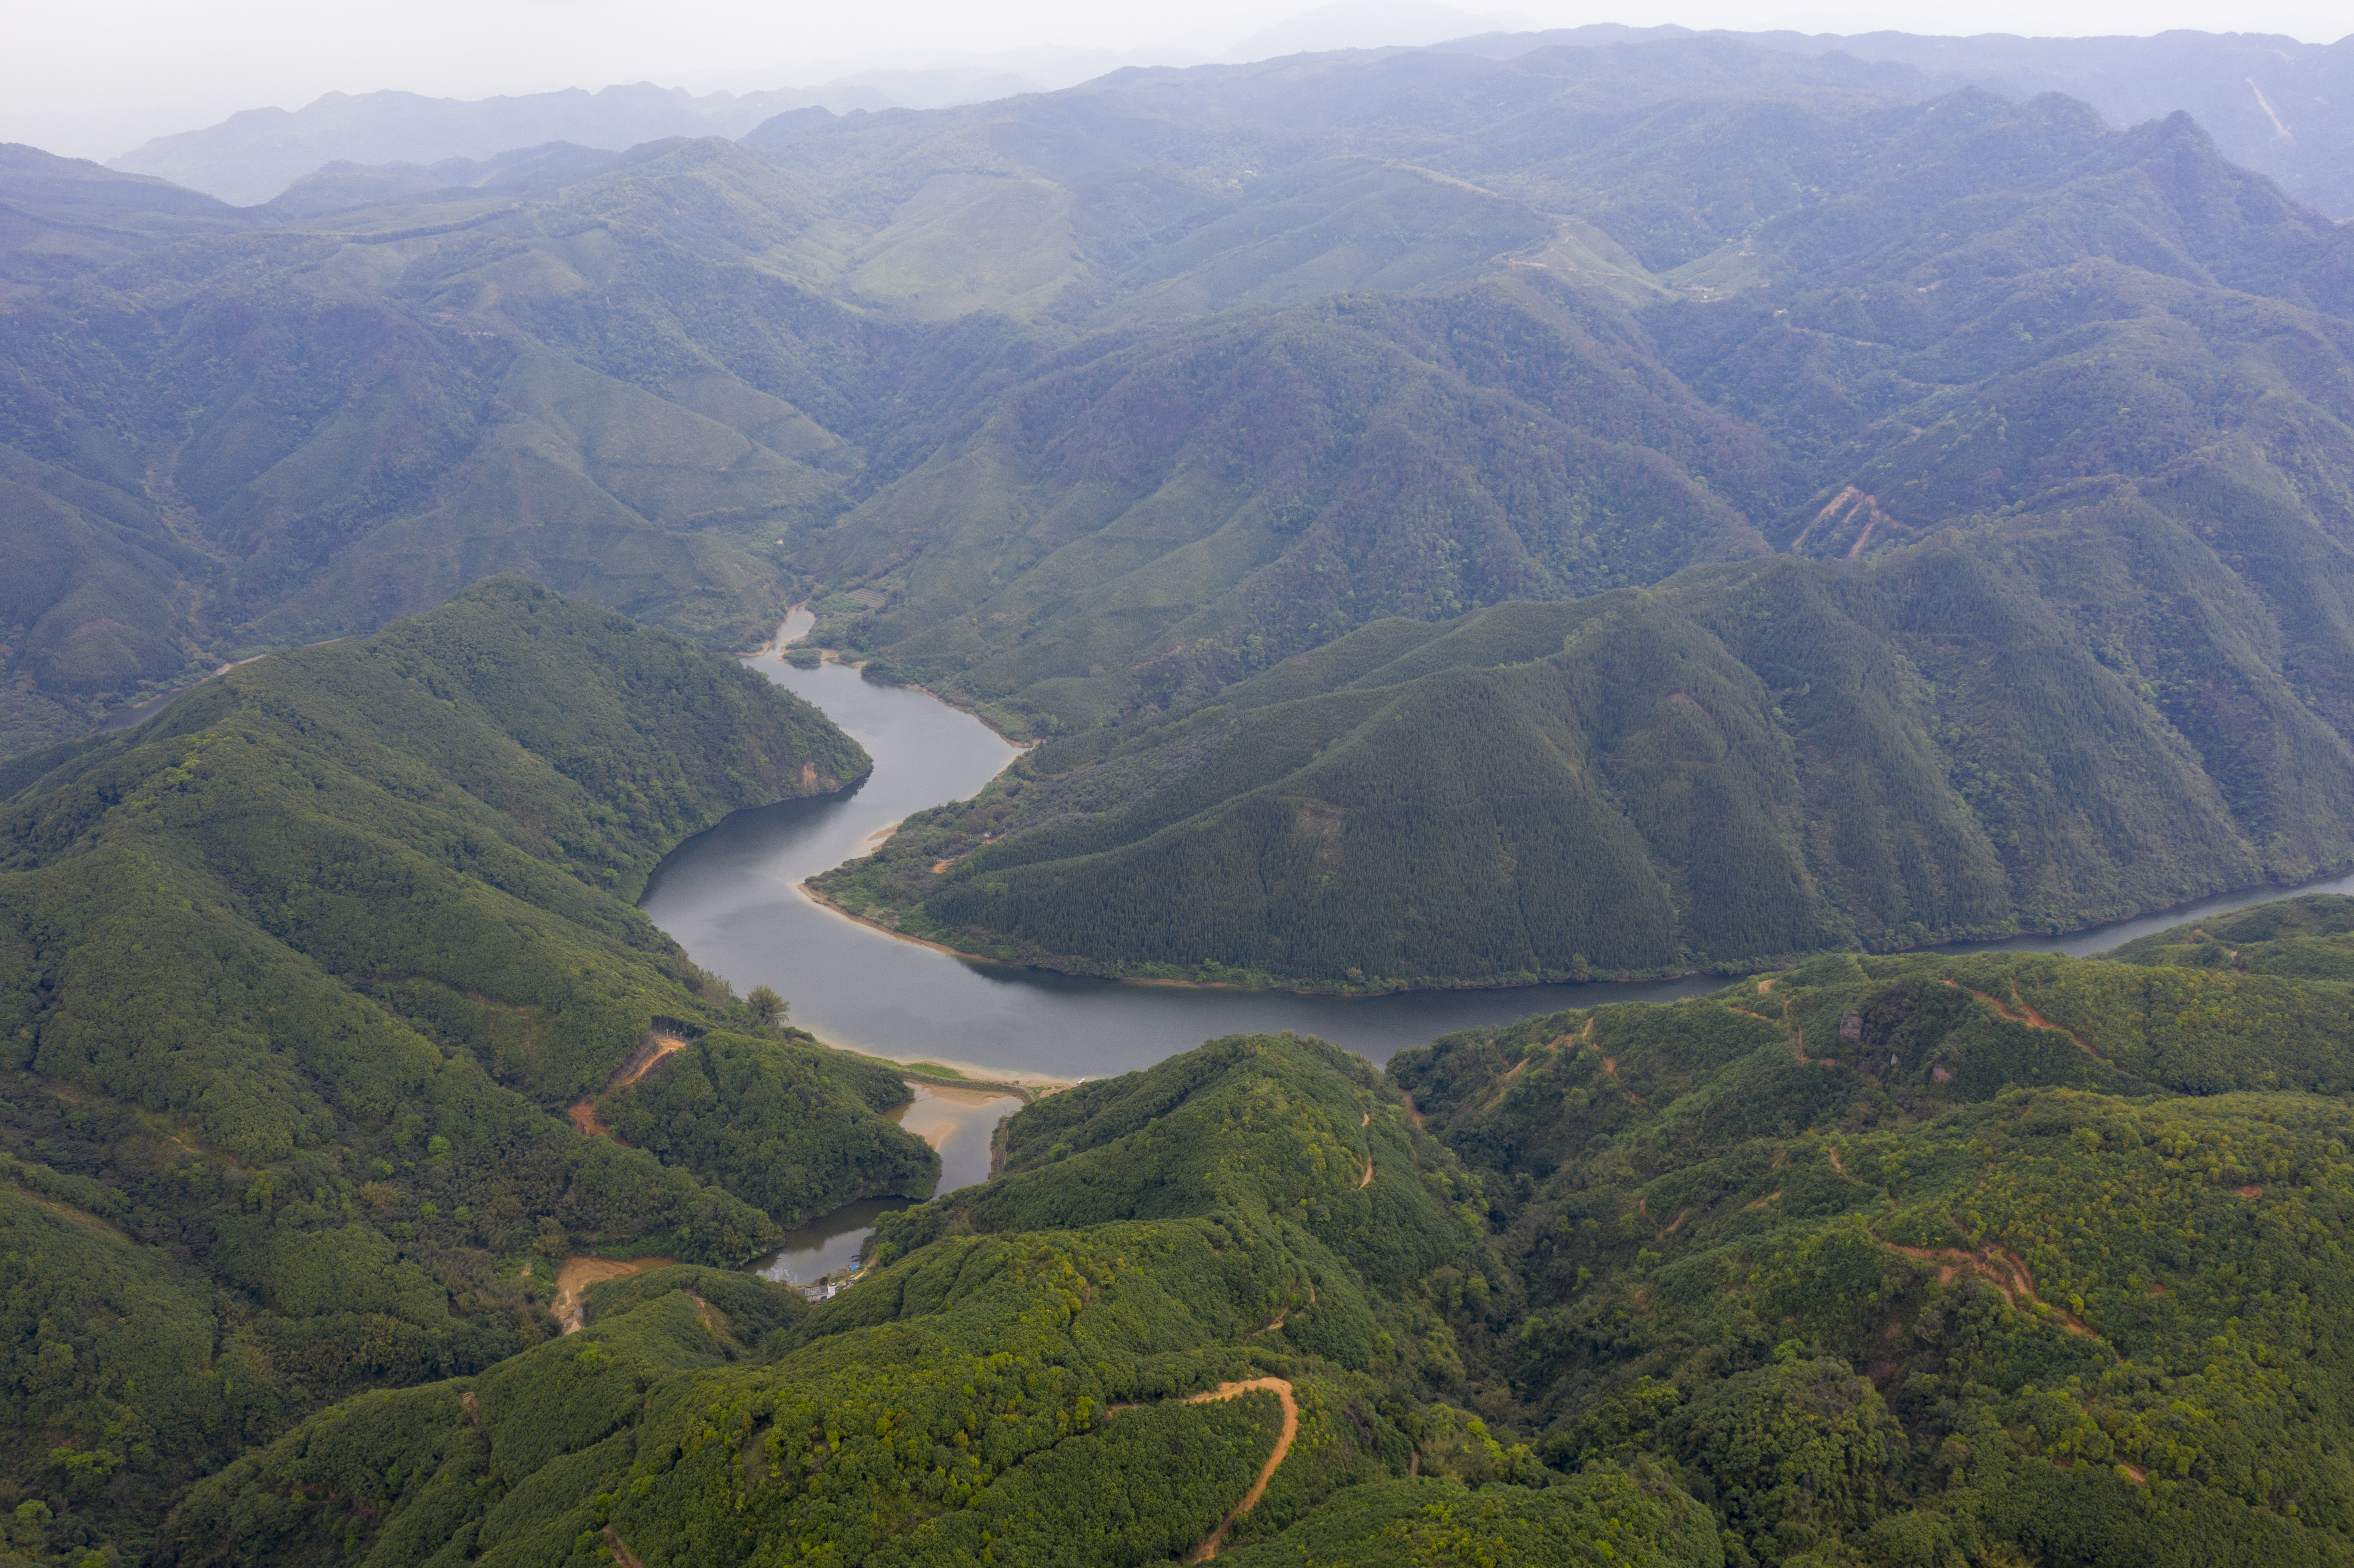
650;618;2354;1269
638;630;1718;1086
645;619;2354;1092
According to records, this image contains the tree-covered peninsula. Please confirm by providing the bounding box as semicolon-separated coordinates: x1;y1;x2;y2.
119;923;2354;1567
0;581;934;1559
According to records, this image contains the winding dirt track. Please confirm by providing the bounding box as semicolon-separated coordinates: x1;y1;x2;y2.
1944;980;2106;1062
564;1033;690;1141
1183;1378;1299;1562
1877;1235;2115;1356
551;1256;675;1333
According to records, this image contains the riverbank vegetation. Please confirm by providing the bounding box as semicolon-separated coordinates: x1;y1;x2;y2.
813;520;2354;989
128;925;2354;1565
0;582;940;1560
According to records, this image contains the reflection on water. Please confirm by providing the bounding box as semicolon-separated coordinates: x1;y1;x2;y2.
639;634;1715;1080
756;1197;909;1286
756;1081;1023;1285
645;613;2354;1089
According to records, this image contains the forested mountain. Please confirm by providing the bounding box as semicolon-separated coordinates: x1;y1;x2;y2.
815;462;2354;986
0;581;934;1559
95;924;2354;1567
10;29;2349;790
1441;25;2354;219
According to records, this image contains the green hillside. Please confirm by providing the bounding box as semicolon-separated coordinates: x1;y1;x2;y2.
0;580;944;1561
154;1031;1495;1568
99;926;2354;1566
813;468;2354;986
798;84;2354;987
9;36;2349;775
2107;893;2354;982
1379;940;2354;1566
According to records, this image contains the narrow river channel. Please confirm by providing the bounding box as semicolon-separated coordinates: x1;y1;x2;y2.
645;621;2354;1085
637;627;1720;1086
644;616;2354;1277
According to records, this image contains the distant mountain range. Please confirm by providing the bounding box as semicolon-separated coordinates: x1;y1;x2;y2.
5;32;2354;963
104;82;879;207
99;26;2354;218
1449;25;2354;219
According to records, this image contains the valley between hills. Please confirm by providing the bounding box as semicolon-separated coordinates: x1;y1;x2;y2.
8;23;2354;1568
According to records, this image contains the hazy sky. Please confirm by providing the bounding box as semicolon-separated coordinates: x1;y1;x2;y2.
8;0;2350;163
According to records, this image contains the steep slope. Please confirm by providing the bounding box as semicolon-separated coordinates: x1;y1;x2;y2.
0;143;252;281
808;285;1772;732
0;579;935;1560
11;37;2354;767
800;69;2354;738
156;1033;1527;1568
0;137;944;753
0;38;1952;757
815;467;2354;986
1394;939;2354;1566
805;82;2354;982
137;934;2354;1568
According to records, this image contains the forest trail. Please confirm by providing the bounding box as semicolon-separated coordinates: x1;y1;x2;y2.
1478;1056;1531;1112
1250;1289;1314;1338
1878;1235;2113;1353
1358;1110;1375;1186
1183;1378;1299;1561
609;1033;690;1092
1729;999;1830;1066
1945;981;2106;1062
563;1033;689;1142
1594;1053;1650;1106
553;1256;676;1333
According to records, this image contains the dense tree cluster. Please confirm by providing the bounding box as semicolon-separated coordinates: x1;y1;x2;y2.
0;583;927;1561
75;932;2354;1566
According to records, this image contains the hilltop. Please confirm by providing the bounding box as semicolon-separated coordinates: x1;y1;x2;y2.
0;581;929;1556
101;917;2354;1567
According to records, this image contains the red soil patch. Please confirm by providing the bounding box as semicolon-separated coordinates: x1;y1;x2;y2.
1183;1379;1299;1562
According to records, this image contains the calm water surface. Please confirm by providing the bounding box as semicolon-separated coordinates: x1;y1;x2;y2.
639;633;1715;1081
755;1083;1019;1284
642;620;2354;1086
